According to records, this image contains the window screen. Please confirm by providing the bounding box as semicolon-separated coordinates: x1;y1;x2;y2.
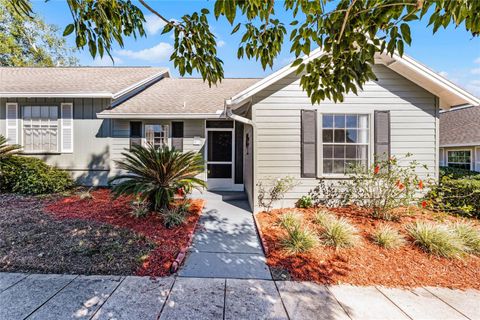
145;124;168;149
23;106;58;153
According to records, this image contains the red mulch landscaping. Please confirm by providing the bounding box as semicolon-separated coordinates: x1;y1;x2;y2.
256;206;480;289
45;189;204;276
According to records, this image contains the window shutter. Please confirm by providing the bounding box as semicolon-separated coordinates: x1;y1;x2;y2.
61;103;74;153
374;110;391;162
301;109;317;178
171;121;184;152
6;103;19;145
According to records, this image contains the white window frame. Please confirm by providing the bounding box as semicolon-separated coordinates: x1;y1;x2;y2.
22;105;60;154
144;123;169;148
447;149;472;170
317;112;373;178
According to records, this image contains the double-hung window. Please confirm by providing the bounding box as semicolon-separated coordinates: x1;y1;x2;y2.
447;150;471;170
23;106;59;153
145;124;168;148
322;114;369;174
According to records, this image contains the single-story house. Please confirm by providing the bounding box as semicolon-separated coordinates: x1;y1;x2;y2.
2;50;480;211
439;105;480;171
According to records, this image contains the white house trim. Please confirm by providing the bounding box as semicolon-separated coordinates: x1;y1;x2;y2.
96;112;225;119
1;92;113;98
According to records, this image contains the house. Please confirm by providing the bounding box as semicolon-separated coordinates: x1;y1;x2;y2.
439;105;480;171
2;51;480;211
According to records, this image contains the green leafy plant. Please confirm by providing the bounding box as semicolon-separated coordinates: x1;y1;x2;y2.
279;213;318;254
406;221;465;259
450;221;480;255
110;144;206;211
308;179;346;208
0;156;73;194
439;166;480;180
339;155;427;220
296;195;314;208
161;206;186;229
372;224;405;249
257;176;297;213
318;217;361;249
130;199;150;218
0;135;21;160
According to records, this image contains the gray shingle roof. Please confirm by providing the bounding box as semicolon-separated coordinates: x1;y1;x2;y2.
0;67;167;95
440;105;480;146
103;78;260;114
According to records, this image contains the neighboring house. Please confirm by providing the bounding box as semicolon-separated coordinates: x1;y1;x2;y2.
439;105;480;171
2;50;480;211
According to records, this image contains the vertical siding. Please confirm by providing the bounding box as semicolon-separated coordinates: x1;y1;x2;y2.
251;65;439;211
1;97;112;185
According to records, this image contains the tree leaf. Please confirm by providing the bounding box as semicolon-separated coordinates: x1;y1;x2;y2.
63;24;75;36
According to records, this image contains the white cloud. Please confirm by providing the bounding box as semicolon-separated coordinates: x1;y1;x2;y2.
91;55;123;66
474;57;480;64
438;71;448;77
466;79;480;96
144;14;166;35
116;42;173;62
217;40;226;48
470;68;480;75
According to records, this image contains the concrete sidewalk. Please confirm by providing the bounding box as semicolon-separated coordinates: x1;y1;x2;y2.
179;191;271;279
1;272;479;320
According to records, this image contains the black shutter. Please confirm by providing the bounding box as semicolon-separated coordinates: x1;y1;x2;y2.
374;111;391;163
129;121;142;149
171;121;184;152
301;110;317;178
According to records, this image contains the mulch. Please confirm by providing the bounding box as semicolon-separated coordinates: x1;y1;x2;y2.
256;206;480;289
44;189;205;277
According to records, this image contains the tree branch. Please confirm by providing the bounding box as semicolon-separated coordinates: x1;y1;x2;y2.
338;0;357;42
138;0;170;25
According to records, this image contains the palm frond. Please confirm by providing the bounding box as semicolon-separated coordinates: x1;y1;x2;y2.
0;135;21;160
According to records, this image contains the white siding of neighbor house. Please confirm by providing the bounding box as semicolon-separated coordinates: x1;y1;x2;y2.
110;119;206;180
250;65;439;211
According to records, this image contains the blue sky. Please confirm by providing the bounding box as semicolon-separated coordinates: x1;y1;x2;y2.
33;0;480;96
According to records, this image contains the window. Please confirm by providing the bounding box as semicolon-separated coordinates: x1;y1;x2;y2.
23;106;58;153
171;122;184;138
447;150;471;170
322;114;369;174
130;122;142;149
145;124;168;148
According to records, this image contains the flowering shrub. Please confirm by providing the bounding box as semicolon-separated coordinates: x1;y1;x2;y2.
257;176;297;213
339;155;427;220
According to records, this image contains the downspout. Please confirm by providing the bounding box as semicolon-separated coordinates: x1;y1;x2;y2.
225;99;257;211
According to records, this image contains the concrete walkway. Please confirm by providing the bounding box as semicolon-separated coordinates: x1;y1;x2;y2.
179;191;271;279
1;272;479;320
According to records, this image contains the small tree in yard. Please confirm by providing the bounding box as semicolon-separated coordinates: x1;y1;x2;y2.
257;176;297;213
110;144;206;211
340;155;427;220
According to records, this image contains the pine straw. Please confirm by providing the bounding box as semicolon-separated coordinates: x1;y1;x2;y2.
45;189;204;277
256;206;480;289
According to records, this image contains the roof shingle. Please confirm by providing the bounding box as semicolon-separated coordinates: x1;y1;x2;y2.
440;106;480;146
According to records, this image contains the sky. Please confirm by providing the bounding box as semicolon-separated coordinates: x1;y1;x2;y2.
32;0;480;96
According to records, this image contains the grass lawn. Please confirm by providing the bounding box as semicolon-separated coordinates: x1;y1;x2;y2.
256;206;480;289
0;189;204;276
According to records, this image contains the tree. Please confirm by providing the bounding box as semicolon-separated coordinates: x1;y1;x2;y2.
1;0;78;66
8;0;479;103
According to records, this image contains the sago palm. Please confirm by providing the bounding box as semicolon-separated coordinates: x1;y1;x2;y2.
110;144;206;211
0;135;21;160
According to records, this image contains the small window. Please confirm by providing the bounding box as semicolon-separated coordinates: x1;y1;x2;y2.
447;150;471;170
322;114;369;174
130;122;142;149
172;122;184;138
23;106;59;153
145;124;168;149
206;120;234;128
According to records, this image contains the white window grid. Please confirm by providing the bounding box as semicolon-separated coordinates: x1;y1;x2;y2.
23;106;59;153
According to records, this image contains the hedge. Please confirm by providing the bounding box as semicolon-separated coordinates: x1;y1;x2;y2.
0;156;73;194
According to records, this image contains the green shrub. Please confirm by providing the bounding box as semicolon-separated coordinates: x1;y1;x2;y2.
406;221;465;258
372;224;405;249
313;209;336;226
278;212;318;254
440;166;480;180
425;176;480;218
0;156;73;194
451;222;480;255
257;176;297;213
161;206;186;229
130;199;150;218
319;217;360;248
296;195;314;208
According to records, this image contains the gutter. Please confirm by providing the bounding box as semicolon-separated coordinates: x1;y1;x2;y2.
96;112;224;119
0;92;113;98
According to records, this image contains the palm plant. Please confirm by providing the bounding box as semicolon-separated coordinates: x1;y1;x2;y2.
110;144;206;211
0;135;21;160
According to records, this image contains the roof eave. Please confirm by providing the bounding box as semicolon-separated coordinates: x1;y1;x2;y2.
96;111;225;119
0;92;113;98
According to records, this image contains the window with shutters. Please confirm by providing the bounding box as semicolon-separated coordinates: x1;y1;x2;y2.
145;124;168;148
321;114;369;174
23;106;59;153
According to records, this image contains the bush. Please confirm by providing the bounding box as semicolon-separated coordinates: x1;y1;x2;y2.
425;176;480;218
161;206;186;229
406;221;465;258
296;195;313;208
110;144;206;211
372;224;405;249
318;217;360;248
451;222;480;255
130;199;150;218
257;176;297;213
440;166;480;180
313;209;336;226
278;212;318;253
308;179;345;208
0;156;73;194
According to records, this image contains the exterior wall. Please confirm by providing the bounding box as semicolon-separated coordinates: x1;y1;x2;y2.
251;64;439;211
110;119;206;180
0;97;112;185
440;146;480;172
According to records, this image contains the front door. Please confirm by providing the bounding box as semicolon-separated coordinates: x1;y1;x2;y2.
206;127;234;190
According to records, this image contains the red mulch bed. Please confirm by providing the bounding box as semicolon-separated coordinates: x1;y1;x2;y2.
256;206;480;289
45;189;204;276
